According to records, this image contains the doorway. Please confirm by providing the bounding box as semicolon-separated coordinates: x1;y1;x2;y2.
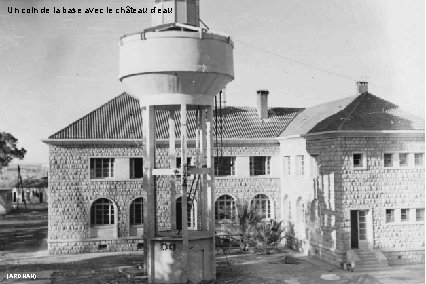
351;210;369;249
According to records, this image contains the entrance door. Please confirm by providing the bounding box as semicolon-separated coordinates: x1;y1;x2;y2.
351;210;369;249
357;210;368;248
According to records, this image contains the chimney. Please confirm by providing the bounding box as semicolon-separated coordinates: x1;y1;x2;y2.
257;89;269;119
356;81;368;94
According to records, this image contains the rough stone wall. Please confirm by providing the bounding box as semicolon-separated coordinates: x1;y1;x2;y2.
48;142;281;254
383;249;425;265
306;135;425;264
48;144;145;254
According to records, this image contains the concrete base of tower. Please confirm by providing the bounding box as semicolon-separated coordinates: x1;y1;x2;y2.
147;236;215;283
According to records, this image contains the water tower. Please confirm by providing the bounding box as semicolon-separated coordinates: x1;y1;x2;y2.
119;0;234;282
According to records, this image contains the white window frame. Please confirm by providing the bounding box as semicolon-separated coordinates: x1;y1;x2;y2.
400;208;410;222
130;197;144;226
295;155;305;176
416;208;425;222
398;153;409;167
352;153;367;170
383;153;394;168
130;157;143;179
214;156;236;177
90;198;115;226
386;208;425;225
385;208;395;223
249;156;271;176
90;158;115;179
283;156;291;176
176;157;193;168
215;194;237;221
383;152;423;169
414;153;424;167
251;194;273;220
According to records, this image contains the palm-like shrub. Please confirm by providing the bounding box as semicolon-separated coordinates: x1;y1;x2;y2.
254;220;286;254
236;202;262;251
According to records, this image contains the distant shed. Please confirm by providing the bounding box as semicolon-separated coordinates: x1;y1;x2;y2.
0;188;13;215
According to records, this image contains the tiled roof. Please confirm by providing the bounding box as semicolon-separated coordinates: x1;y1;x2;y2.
280;96;356;137
281;93;424;137
49;93;143;140
49;93;303;140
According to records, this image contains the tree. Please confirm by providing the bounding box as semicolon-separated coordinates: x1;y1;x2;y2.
0;132;26;168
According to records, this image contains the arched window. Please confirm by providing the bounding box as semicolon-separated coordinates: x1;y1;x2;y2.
176;197;196;230
283;195;291;223
310;199;320;229
251;194;272;219
296;197;305;237
90;198;114;225
215;194;236;221
130;197;144;226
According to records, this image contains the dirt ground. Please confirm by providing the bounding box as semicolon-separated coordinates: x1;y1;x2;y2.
0;204;424;284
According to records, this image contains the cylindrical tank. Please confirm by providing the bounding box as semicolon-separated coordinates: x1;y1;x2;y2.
119;29;234;106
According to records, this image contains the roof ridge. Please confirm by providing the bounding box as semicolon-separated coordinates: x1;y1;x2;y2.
337;93;364;130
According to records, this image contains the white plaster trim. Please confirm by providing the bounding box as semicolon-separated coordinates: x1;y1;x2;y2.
277;135;303;140
42;139;143;146
302;130;425;139
43;138;279;146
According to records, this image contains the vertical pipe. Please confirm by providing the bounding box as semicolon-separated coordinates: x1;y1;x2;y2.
206;105;216;278
206;106;214;233
195;108;201;229
180;103;189;282
142;105;156;281
219;90;223;158
200;108;207;231
214;95;218;159
169;110;177;231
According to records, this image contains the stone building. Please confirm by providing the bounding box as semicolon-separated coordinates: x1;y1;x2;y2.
44;83;424;266
279;82;425;266
43;90;302;254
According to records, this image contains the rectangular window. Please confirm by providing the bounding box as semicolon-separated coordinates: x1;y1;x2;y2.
214;156;235;176
249;156;271;176
283;156;291;176
295;155;304;176
399;153;408;167
130;158;143;179
384;153;393;167
353;153;363;168
415;153;424;167
176;157;192;168
90;158;114;179
386;209;394;223
401;208;409;222
416;208;424;221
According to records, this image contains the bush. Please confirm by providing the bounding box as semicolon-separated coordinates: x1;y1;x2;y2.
236;203;262;251
218;202;286;254
254;220;286;254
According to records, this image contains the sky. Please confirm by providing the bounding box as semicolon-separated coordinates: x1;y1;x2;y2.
0;0;424;165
